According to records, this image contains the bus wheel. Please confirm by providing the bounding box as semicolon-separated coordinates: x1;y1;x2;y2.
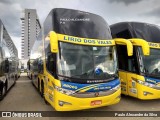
0;83;7;100
41;82;49;105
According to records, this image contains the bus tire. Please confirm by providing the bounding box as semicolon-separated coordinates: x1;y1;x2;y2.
41;81;49;105
0;82;7;100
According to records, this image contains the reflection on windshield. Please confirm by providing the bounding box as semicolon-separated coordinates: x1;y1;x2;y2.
139;48;160;76
57;42;117;80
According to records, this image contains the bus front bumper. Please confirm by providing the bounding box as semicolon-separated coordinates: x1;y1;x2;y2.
53;88;121;111
138;83;160;100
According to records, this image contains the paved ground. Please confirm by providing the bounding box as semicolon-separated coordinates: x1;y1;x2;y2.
0;73;160;120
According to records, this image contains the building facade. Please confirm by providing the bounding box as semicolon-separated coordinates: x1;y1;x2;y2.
21;9;41;60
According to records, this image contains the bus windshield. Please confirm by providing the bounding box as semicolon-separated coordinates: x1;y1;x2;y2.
139;48;160;77
57;42;117;80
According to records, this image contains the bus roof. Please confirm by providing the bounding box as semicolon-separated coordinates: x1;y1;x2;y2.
44;8;112;40
110;22;160;43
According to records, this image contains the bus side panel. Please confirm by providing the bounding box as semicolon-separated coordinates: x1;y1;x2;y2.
119;71;128;95
43;71;61;106
44;72;54;104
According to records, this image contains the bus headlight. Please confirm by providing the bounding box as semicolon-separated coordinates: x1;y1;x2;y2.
58;100;72;106
112;84;120;90
143;91;153;96
137;80;160;90
54;85;75;95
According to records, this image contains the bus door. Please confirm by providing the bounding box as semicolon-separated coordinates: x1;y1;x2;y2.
119;73;138;98
117;45;138;97
45;52;57;103
44;31;59;103
115;39;133;95
126;55;139;98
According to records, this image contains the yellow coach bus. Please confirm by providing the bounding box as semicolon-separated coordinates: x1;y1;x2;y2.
29;8;133;111
111;22;160;100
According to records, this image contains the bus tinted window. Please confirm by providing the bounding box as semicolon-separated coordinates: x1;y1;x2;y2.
117;45;139;73
116;45;128;71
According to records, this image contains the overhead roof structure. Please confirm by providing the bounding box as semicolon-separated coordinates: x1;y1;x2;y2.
0;20;18;58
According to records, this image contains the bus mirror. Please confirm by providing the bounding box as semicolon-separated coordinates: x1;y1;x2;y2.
114;38;133;56
129;39;150;56
49;31;58;53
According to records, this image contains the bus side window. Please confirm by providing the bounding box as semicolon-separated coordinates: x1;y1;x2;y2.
4;59;9;73
47;53;56;76
128;57;136;72
116;45;128;71
127;48;139;73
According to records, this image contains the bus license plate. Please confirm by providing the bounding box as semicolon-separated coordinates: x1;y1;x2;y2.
91;100;102;106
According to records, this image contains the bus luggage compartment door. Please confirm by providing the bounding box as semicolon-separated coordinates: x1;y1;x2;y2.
119;71;128;95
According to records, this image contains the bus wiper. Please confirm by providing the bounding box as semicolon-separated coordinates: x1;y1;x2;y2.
71;70;95;78
151;68;159;74
71;72;89;78
145;73;160;78
110;74;118;78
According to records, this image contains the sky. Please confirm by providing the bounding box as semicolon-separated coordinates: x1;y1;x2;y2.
0;0;160;59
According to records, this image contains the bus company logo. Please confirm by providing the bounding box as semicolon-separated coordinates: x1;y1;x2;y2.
60;18;90;22
2;112;11;117
146;78;156;84
148;42;160;48
97;40;112;45
1;112;42;117
60;18;90;24
63;35;113;45
63;84;78;90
